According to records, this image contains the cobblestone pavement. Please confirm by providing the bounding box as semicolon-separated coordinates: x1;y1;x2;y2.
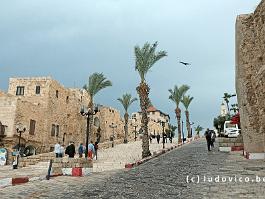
2;139;265;198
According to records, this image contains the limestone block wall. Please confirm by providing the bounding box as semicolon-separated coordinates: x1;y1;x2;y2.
0;95;17;137
95;106;125;142
236;0;265;153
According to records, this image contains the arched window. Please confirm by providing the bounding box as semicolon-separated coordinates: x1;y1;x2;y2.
94;117;100;127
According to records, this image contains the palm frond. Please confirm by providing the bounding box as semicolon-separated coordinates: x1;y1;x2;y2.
117;93;137;112
181;95;194;110
84;72;112;98
134;42;167;82
168;85;190;107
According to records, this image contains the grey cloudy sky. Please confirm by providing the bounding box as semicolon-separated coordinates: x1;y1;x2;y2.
0;0;261;132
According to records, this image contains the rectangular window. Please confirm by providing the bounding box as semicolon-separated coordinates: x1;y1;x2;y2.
36;86;40;94
29;120;36;135
56;125;59;137
50;147;54;152
16;86;24;96
51;124;55;136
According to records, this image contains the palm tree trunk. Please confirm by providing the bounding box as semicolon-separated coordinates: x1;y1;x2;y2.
185;110;191;138
124;113;129;143
175;108;182;144
137;82;151;158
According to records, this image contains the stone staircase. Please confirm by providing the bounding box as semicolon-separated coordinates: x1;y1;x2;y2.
18;152;55;168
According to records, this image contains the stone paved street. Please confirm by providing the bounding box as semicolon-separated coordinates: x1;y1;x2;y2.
2;139;265;198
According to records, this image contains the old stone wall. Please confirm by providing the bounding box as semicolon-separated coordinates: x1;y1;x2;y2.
236;0;265;154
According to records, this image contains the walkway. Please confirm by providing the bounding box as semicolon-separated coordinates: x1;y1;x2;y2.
3;139;265;198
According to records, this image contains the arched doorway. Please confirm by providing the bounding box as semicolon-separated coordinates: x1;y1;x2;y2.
24;145;36;156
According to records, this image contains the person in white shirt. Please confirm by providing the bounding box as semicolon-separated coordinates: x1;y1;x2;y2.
54;142;61;158
59;145;65;158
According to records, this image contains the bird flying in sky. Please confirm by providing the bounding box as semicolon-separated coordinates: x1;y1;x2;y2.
179;61;191;66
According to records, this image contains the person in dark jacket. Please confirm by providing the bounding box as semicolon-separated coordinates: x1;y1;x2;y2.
78;143;84;158
156;134;161;144
204;129;212;151
65;142;76;158
94;141;98;160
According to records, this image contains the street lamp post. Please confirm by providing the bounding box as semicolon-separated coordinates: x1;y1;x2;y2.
133;119;138;141
182;120;185;144
14;123;26;169
189;122;194;138
16;123;26;153
109;123;117;147
160;121;165;149
80;105;99;158
133;124;138;141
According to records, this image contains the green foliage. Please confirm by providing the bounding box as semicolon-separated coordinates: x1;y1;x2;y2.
168;85;190;107
222;92;236;112
134;41;167;82
213;114;231;131
83;73;112;98
117;93;137;112
181;95;194;110
195;125;203;135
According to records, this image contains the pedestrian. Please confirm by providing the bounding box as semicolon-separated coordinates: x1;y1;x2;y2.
156;134;161;144
65;141;76;158
204;128;212;151
211;131;216;148
149;134;152;143
87;141;95;160
78;143;84;158
54;141;61;158
94;141;98;160
59;144;64;158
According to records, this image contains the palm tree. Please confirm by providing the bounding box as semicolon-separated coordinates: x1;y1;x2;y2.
169;85;190;144
181;95;194;138
223;93;236;113
117;93;137;143
195;125;203;137
134;41;167;158
83;72;112;142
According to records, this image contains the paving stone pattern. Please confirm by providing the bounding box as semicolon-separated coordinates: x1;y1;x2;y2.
2;139;265;198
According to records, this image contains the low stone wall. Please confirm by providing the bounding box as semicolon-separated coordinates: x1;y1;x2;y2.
18;152;55;167
52;158;93;176
218;136;244;152
98;139;124;149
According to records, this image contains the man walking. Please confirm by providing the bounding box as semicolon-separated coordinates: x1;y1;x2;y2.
65;142;76;158
204;128;212;151
78;143;84;158
87;141;95;160
156;134;161;144
54;141;61;158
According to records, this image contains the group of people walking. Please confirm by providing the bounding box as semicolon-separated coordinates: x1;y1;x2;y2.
54;141;98;160
149;133;173;144
204;128;216;151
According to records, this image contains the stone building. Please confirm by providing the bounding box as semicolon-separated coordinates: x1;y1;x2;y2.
236;0;265;159
92;105;125;143
0;77;126;163
220;102;228;117
131;106;170;136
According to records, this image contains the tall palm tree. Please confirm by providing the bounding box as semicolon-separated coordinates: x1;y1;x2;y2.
134;41;167;158
83;72;112;142
181;95;194;138
117;93;137;143
169;85;190;144
195;125;203;137
223;93;236;113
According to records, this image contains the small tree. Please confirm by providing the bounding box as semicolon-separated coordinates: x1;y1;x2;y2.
195;125;203;137
117;93;137;143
